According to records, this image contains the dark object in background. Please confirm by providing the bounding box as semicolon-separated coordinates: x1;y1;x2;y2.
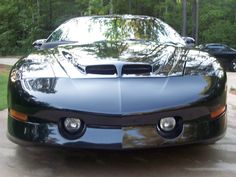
8;15;227;150
197;43;236;72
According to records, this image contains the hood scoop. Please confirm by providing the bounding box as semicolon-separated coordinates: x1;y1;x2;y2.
86;65;117;75
122;64;152;75
85;64;152;76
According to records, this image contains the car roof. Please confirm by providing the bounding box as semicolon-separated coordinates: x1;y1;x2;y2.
69;15;159;21
63;15;161;26
205;43;227;46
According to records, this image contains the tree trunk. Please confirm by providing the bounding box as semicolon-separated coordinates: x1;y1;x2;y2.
88;0;92;15
192;0;196;37
196;0;199;44
49;0;52;29
36;0;40;17
36;0;40;26
165;0;168;14
31;1;35;24
235;12;236;24
128;0;132;14
192;0;199;44
182;0;187;36
109;0;113;15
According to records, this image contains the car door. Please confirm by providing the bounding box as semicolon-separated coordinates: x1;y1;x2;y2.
221;46;236;59
206;45;228;59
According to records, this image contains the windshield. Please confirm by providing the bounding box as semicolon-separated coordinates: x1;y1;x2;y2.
47;16;185;46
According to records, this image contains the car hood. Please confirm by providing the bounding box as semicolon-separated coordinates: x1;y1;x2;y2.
19;40;217;79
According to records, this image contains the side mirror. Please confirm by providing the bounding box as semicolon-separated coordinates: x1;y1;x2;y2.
32;39;46;49
182;37;195;48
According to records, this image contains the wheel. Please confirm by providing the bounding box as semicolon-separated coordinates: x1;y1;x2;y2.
231;58;236;72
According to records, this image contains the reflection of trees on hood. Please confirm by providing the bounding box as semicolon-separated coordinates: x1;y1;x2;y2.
93;41;128;59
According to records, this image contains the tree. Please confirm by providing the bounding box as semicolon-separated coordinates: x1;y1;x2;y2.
192;0;199;44
182;0;187;36
0;0;236;56
109;0;113;14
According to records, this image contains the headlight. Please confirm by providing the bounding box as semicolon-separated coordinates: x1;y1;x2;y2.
184;56;225;78
24;78;57;93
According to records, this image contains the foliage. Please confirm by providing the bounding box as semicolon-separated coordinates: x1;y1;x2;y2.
0;66;10;110
199;0;236;48
0;0;235;56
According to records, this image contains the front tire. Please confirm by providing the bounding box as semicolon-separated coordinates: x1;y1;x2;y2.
231;58;236;72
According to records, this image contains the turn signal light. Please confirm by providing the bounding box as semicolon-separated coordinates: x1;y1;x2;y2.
9;109;28;122
211;105;226;119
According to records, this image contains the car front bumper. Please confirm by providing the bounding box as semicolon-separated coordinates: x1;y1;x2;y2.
7;112;227;150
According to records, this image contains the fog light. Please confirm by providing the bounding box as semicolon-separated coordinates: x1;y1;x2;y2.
64;118;81;134
159;117;176;132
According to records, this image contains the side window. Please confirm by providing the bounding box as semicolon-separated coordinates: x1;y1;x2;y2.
207;45;224;52
206;46;214;51
46;23;70;42
222;45;229;51
216;45;225;51
47;28;63;42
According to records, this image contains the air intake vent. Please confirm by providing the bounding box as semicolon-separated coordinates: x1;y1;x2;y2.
122;64;152;75
86;65;117;75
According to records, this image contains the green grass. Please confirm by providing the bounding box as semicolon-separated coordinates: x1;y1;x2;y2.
230;87;236;91
0;68;10;111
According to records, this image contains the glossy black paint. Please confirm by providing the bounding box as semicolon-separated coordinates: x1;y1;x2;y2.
7;113;227;149
8;15;227;149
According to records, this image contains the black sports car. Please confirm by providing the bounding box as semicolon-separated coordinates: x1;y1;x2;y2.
197;43;236;72
8;15;227;150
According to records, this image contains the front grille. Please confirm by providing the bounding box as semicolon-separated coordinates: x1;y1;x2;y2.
122;64;152;75
86;65;117;75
